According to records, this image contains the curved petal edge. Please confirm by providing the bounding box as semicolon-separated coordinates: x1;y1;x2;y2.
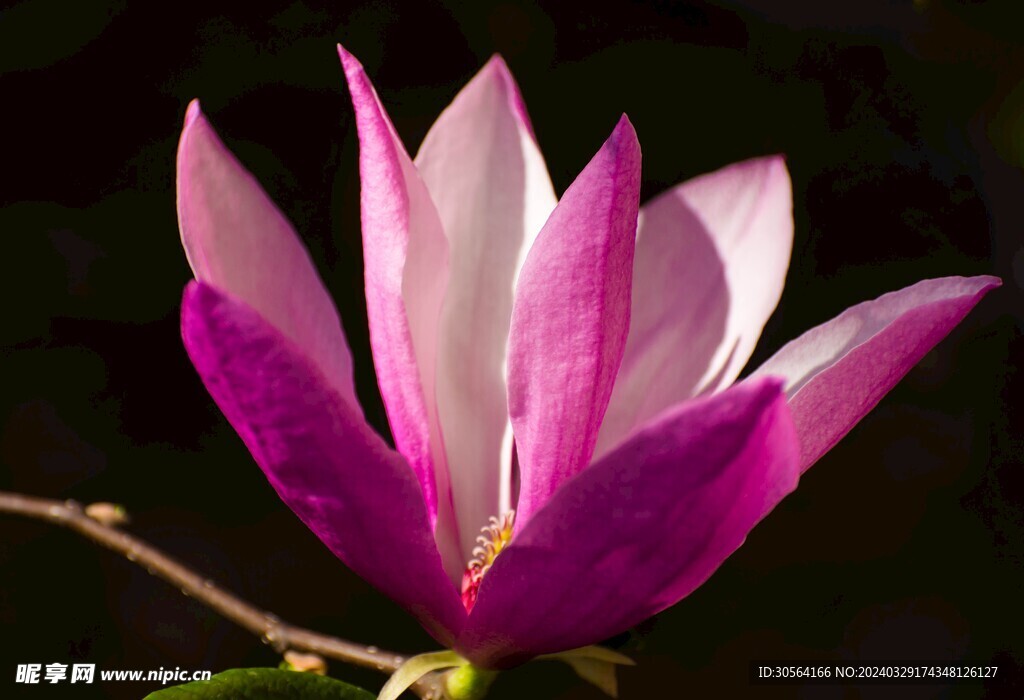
337;45;461;576
508;115;642;527
595;155;793;459
458;377;799;667
176;100;358;406
414;54;557;558
181;281;466;644
751;274;1001;471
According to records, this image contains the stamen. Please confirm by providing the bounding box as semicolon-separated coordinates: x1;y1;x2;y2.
460;511;515;612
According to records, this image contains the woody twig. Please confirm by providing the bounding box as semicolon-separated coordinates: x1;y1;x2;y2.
0;490;446;699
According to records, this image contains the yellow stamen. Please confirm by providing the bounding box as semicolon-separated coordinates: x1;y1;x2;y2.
461;511;515;611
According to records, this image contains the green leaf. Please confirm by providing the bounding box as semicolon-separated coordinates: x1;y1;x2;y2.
143;668;375;700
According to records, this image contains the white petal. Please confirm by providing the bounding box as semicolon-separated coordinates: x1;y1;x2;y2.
415;57;556;557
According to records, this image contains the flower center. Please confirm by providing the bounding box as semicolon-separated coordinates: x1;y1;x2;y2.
460;511;515;612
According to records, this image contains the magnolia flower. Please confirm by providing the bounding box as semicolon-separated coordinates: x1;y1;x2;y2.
176;45;998;676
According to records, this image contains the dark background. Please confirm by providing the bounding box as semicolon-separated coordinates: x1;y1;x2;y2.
1;0;1020;698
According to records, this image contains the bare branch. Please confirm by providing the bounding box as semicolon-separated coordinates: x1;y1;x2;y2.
0;490;447;699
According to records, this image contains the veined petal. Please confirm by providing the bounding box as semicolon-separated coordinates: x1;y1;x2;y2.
338;46;461;577
507;116;641;527
181;282;466;644
595;156;792;458
415;56;557;558
751;275;1000;472
176;101;357;406
457;378;799;667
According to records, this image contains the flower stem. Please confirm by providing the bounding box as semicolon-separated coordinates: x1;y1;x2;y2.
0;490;446;699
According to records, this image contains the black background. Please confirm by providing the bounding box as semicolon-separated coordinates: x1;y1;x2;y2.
1;1;1021;698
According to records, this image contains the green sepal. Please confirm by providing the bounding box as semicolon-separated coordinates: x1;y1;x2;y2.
538;645;636;698
377;650;463;700
143;668;374;700
445;663;497;700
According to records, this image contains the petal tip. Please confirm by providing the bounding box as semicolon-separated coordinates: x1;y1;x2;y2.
184;99;202;128
767;153;791;181
483;53;515;93
336;43;362;77
945;274;1002;298
607;114;641;167
978;274;1003;291
614;112;635;134
485;52;510;74
608;113;638;147
484;53;536;139
729;153;791;183
742;153;790;187
178;98;217;154
766;152;789;173
483;54;518;92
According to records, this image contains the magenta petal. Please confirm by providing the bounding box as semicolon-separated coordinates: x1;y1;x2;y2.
751;275;1000;472
507;116;641;527
456;378;799;667
181;281;465;645
176;101;358;406
337;46;461;574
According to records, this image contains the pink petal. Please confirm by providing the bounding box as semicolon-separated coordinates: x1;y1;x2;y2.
507;116;641;527
457;377;799;667
176;100;357;406
595;156;792;457
414;56;557;557
338;46;461;575
751;275;1000;471
181;282;466;644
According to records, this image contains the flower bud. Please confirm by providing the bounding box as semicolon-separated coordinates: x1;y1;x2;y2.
84;502;129;526
280;650;327;675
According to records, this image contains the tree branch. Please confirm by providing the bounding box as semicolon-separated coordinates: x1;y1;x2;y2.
0;490;446;699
